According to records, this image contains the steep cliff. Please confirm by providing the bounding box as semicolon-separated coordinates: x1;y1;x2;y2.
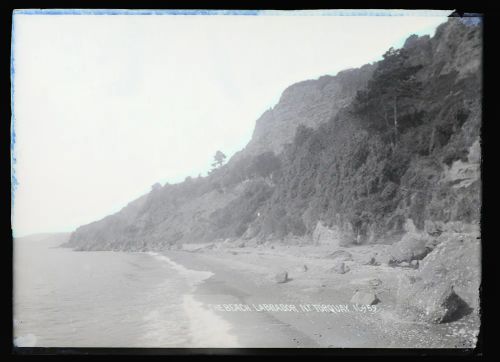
65;18;481;251
241;63;375;157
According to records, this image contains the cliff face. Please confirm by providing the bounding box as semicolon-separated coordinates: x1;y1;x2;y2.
66;19;482;251
242;63;375;157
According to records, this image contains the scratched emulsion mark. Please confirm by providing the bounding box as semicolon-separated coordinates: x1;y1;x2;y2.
12;9;453;16
10;12;18;209
9;8;452;210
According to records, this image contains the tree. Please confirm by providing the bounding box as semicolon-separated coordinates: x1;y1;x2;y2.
211;150;227;169
247;152;281;179
353;47;423;147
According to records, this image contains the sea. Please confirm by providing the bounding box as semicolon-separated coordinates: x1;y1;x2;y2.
13;236;238;348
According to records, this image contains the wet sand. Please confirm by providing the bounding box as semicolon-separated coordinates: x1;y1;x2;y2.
165;243;479;348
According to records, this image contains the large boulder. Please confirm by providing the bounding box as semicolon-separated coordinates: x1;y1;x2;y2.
361;253;379;265
468;139;480;164
296;264;308;273
396;234;480;323
351;291;380;305
312;221;342;248
424;220;445;236
374;252;392;265
274;271;289;283
330;260;350;274
430;286;471;323
389;232;432;264
327;249;353;261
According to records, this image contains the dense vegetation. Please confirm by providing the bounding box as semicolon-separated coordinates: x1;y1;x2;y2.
66;19;481;251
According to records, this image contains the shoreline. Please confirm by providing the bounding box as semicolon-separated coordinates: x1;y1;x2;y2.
163;243;479;348
164;249;320;348
39;235;479;348
16;234;479;348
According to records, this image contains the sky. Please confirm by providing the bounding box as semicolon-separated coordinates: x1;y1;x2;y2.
11;10;451;237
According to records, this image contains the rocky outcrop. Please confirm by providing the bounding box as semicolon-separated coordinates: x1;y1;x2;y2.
396;232;480;323
242;64;375;158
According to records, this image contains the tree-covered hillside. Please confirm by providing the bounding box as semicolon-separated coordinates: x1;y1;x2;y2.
65;18;481;251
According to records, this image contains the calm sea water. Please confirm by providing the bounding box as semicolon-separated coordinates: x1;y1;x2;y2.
13;237;238;348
